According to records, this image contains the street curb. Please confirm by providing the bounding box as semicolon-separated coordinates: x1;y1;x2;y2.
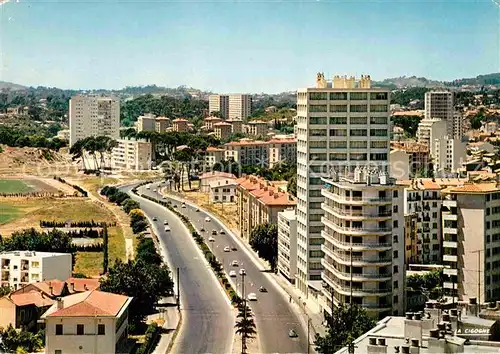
166;309;183;354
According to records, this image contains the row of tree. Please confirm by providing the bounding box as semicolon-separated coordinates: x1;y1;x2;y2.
0;126;67;151
100;186;147;234
39;220;114;228
69;136;118;173
54;176;89;197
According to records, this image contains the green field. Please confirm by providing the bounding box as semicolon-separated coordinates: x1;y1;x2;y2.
0;180;33;194
0;204;21;224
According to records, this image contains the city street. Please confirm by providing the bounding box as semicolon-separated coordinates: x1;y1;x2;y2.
144;182;309;354
121;184;234;354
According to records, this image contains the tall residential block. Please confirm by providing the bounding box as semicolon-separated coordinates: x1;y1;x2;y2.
229;94;252;120
441;181;500;304
320;170;405;318
111;139;152;171
432;136;467;176
69;95;120;146
416;118;448;150
0;251;72;290
136;113;156;132
296;73;392;300
424;91;455;137
277;209;298;284
209;94;229;119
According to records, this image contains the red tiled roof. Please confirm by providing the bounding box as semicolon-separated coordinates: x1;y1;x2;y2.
8;291;54;307
206;147;225;152
66;278;100;294
213;122;232;127
173;118;188;123
199;172;236;180
224;140;268;147
48;290;130;317
258;192;296;206
267;138;296;144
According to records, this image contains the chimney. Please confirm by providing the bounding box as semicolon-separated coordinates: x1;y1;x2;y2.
401;346;410;354
404;312;423;344
274;193;279;199
367;337;388;354
84;284;88;291
56;298;63;310
410;339;420;354
49;286;53;296
70;282;75;292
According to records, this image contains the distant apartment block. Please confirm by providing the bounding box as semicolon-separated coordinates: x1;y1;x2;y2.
404;213;419;265
137;113;156;132
416;118;448;150
204;116;223;131
277;209;297;284
209;94;229;119
247;120;268;137
224;139;269;167
390;142;430;179
213;122;233;140
56;129;70;141
203;147;225;170
441;182;500;304
155;117;170;133
69;95;120;146
268;138;297;168
296;73;391;301
42;290;132;354
228;119;243;134
172;118;189;132
320;170;405;319
235;175;296;242
0;251;72;290
425;91;454;136
432;136;467;176
229;94;252;120
111;139;152;171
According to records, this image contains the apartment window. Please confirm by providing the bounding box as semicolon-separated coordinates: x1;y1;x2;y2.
55;324;63;335
393;220;398;228
370;129;388;137
393;280;399;289
350;92;367;100
350;153;367;161
370;104;388;112
370;117;387;125
393;295;399;304
310;141;327;149
350;105;368;113
310;177;322;185
310;117;327;124
330;92;348;100
309;105;328;113
370;153;387;161
309;92;328;100
309;250;323;258
350;141;367;149
393;250;398;258
310;153;327;161
393;190;398;198
309;190;322;197
77;324;84;335
330;141;347;149
98;324;105;335
309;238;324;245
371;141;388;149
330;117;347;124
350;117;367;124
350;129;367;137
393;265;399;273
370;92;388;100
393;205;398;213
309;129;327;137
330;105;348;113
330;153;347;161
309;214;322;222
330;129;347;136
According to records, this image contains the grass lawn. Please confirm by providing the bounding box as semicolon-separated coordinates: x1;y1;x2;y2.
0;204;21;225
0;179;33;194
0;197;126;277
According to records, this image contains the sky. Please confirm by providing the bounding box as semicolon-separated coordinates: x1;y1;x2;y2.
0;0;499;93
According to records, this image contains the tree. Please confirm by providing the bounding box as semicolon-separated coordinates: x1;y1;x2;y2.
0;286;11;297
287;174;297;197
391;115;422;137
314;304;376;353
132;220;148;234
235;304;256;339
136;236;162;265
0;325;44;353
122;199;141;214
102;224;109;274
249;223;278;271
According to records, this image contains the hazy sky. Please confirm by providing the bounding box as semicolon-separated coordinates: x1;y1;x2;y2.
1;0;499;93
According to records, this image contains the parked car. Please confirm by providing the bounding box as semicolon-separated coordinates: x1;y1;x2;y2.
224;246;230;252
288;329;298;338
205;217;211;222
212;230;217;235
259;286;267;293
231;260;239;267
229;270;237;277
247;293;257;301
239;269;246;275
231;246;237;251
220;229;225;234
152;217;158;221
208;237;215;242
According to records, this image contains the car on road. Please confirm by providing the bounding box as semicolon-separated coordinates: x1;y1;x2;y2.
196;208;200;212
205;217;211;222
164;226;171;232
153;189;157;192
162;196;166;199
247;293;257;301
231;246;237;251
239;269;246;275
224;246;230;252
212;230;217;235
229;270;237;277
163;220;168;225
220;229;225;234
208;237;215;242
146;186;150;190
288;329;298;338
231;260;239;267
173;205;178;208
152;217;158;221
181;203;186;208
259;286;267;293
200;227;205;232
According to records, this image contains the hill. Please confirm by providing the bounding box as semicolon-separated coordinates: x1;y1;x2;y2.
374;73;500;89
0;81;26;91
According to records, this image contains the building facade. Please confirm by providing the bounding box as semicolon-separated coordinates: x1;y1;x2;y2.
247;120;268;137
229;94;252;120
111;139;153;171
155;117;170;133
172;118;189;132
277;209;298;284
416;118;448;150
320;170;405;319
224;140;269;167
404;213;419;266
268;138;297;168
213;122;233;140
295;73;392;299
69;95;120;146
209;94;229;119
432;136;467;176
0;251;72;290
137;113;156;132
208;179;238;203
424;91;454;136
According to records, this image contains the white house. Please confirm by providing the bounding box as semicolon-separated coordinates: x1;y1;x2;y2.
209;179;238;203
41;290;132;354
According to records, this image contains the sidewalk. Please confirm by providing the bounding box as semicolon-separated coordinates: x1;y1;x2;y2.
148;299;182;354
161;191;326;346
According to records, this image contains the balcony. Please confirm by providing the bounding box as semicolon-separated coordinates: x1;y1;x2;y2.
322;247;392;266
443;227;457;234
322;189;392;205
443;241;458;248
444;268;458;276
323;264;392;281
323;272;392;296
323;231;392;251
322;203;392;220
322;217;392;236
443;214;457;221
443;254;458;262
443;199;457;208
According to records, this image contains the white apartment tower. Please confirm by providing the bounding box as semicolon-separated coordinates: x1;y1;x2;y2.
296;73;396;302
137;113;156;132
416;118;448;149
424;91;455;137
229;94;252;120
432;136;467;176
69;95;120;146
209;94;229;119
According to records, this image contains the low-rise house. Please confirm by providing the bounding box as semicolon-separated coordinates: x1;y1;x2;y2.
203;147;226;169
209;179;238;203
199;172;237;192
0;291;54;330
172;118;189;132
213;122;233;140
41;290;132;354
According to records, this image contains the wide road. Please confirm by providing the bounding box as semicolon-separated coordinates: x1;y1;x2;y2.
144;183;309;354
122;184;234;354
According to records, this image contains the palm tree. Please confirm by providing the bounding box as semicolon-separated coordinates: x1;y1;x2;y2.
235;304;256;339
